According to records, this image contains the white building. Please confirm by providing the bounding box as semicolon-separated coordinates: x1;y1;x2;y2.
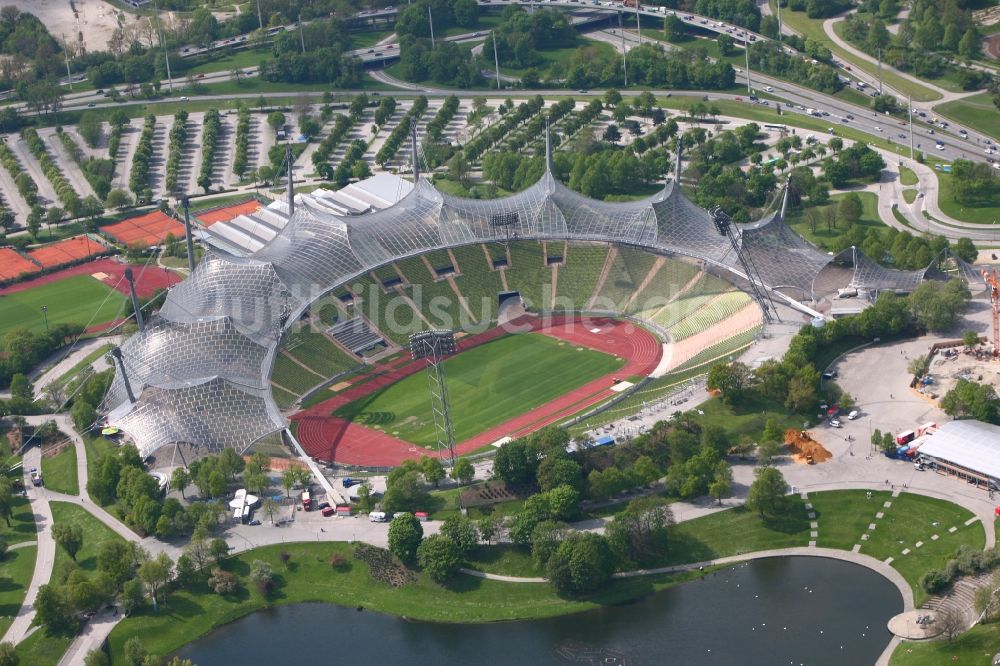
917;420;1000;491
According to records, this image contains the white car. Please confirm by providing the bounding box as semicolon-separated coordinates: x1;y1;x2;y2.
936;144;945;150
830;419;842;428
874;126;882;132
847;410;859;420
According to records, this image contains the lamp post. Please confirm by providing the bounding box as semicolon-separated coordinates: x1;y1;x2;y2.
40;305;48;330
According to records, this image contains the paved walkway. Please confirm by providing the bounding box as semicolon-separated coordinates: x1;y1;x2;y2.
1;446;57;646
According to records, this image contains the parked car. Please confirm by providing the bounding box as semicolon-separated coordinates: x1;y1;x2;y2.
318;502;331;510
830;419;842;428
847;410;860;420
342;477;355;488
248;519;261;526
321;506;336;517
369;511;388;523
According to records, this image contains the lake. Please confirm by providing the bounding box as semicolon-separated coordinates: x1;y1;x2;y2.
177;556;903;665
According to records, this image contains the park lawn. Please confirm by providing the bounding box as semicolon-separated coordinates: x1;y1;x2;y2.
935;92;1000;142
49;501;129;584
0;495;38;545
786;191;884;250
186;46;271;76
899;166;918;186
768;1;940;102
334;333;624;447
466;544;543;578
936;169;1000;225
0;546;37;637
40;445;79;496
0;275;127;338
499;38;618;78
902;189;917;204
688;394;805;444
649;501;811;567
13;629;71;666
107;542;708;661
890;621;1000;665
349;30;394;49
809;489;893;550
858;493;984;605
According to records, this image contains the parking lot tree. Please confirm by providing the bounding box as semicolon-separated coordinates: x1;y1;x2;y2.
746;466;789;520
388;512;424;563
449;457;475;486
267;111;285;134
104;188;131;210
757;438;783;466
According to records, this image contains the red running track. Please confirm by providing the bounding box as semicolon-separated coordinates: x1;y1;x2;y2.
291;316;661;467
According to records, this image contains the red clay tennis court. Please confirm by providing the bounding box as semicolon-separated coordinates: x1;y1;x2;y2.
103;211;185;246
0;248;40;281
197;199;263;227
292;316;662;466
27;236;107;268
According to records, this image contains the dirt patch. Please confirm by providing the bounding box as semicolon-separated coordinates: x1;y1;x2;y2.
785;429;833;464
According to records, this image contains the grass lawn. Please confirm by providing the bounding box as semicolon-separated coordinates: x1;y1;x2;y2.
333;333;624;447
0;495;38;545
186;47;271;76
858;493;984;605
49;501;128;584
649;500;811;567
499;39;618;78
786;191;884;250
107;541;708;661
902;189;917;204
688;394;806;444
13;628;71;666
40;445;79;496
936;169;1000;225
768;1;941;102
935;92;1000;143
466;544;543;578
0;546;37;637
810;489;893;550
899;166;918;186
0;275;127;337
890;621;1000;665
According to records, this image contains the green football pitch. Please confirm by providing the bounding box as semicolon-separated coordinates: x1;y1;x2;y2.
0;275;127;337
334;333;625;447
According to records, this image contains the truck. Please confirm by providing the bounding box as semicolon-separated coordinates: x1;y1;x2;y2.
916;421;937;437
894;430;915;446
301;490;312;511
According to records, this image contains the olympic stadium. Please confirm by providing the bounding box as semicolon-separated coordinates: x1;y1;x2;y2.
102;131;983;463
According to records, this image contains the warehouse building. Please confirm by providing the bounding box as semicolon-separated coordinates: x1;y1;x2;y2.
916;420;1000;491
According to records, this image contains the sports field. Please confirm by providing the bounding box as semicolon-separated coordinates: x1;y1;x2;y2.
0;275;127;336
333;333;624;447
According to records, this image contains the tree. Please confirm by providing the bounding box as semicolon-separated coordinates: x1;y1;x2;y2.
34;584;75;632
746;466;789;519
941;379;1000;424
953;237;978;263
210;538;229;563
0;642;16;666
0;481;12;529
663;15;685;41
84;650;108;666
908;279;970;332
938;606;963;641
546;532;615;594
420;456;445;487
603;89;622;108
603;124;621;143
123;637;148;666
493;438;537;485
382;469;430;514
838;192;863;224
9;374;31;400
962;330;980;349
267;111;286;133
218;448;244;480
104;188;132;210
478;515;501;544
536;456;583;493
250;558;275;595
706;361;753;404
170;467;190;498
138;552;172;606
388;512;424;563
208;567;237;594
606;496;674;565
52;522;83;561
417;534;462;583
709;464;733;505
450;458;475;486
121;578;144;614
440;515;478;554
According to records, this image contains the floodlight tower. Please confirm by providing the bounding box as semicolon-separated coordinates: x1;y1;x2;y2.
124;268;145;333
710;206;777;323
181;195;196;273
410;331;457;463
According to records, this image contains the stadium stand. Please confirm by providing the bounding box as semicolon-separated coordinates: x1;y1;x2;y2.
670;325;762;372
647;272;732;329
554;243;610;310
667;290;754;341
270;384;300;410
328;317;385;354
281;322;360;378
591;247;658;311
270;353;324;396
505;242;549;310
626;257;702;318
393;256;468;330
448;244;504;323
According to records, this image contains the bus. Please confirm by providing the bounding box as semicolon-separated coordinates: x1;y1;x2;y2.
763;123;787;132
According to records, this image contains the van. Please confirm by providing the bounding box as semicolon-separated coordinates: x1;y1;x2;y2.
369;511;388;523
847;410;859;420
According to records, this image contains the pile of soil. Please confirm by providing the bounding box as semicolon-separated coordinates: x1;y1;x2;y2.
784;429;833;464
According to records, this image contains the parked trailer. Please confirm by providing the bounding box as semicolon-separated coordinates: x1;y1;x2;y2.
895;430;915;445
